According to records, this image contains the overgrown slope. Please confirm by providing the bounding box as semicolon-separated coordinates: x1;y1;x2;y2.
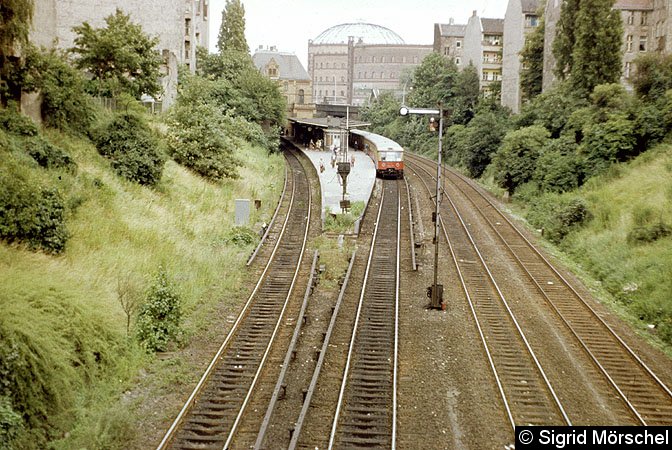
0;125;283;448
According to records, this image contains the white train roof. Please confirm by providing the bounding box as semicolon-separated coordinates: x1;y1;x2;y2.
350;129;404;152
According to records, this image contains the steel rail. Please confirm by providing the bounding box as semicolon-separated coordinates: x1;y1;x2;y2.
403;176;417;271
408;161;571;427
328;180;401;449
429;155;672;424
156;150;311;450
287;250;357;450
222;151;313;450
253;250;320;449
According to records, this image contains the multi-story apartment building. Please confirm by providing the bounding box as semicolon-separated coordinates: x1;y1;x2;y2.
252;46;315;120
502;0;540;112
433;19;467;68
26;0;208;109
463;11;505;93
543;0;658;92
308;22;432;106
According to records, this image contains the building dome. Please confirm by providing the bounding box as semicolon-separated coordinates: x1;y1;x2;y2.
312;22;405;45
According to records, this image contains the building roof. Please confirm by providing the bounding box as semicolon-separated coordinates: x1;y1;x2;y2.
312;22;405;45
481;18;504;34
289;117;370;129
522;0;540;14
437;23;467;37
252;49;310;81
614;0;653;10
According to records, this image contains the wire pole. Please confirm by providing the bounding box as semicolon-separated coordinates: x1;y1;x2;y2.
430;106;444;309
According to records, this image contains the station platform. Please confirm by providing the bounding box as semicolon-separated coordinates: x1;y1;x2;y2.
299;146;376;216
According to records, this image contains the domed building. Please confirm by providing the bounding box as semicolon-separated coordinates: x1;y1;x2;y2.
308;22;432;106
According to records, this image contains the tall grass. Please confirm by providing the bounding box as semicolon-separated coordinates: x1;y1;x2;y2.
1;129;284;448
561;143;672;344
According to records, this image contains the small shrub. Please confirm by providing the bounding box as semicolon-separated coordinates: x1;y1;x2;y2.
224;226;257;247
0;169;69;253
627;222;672;244
93;113;165;186
136;268;182;352
527;194;592;244
24;137;76;172
0;108;38;137
0;396;23;449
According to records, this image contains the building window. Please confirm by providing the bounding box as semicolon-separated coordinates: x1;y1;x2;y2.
628;12;634;25
391;56;396;62
283;81;288;91
456;40;461;48
319;76;323;82
320;62;323;68
641;12;648;26
358;71;361;78
402;56;406;63
625;62;631;79
455;57;461;65
319;90;322;96
371;72;375;78
381;56;385;63
372;56;376;63
525;15;538;27
298;89;305;104
640;36;647;51
444;47;450;56
626;35;633;52
341;90;344;97
342;63;346;68
341;76;345;82
185;18;191;36
268;67;277;77
364;72;367;78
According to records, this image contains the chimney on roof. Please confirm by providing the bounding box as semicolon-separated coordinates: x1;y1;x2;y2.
258;45;263;51
472;10;477;17
270;45;277;51
449;17;454;25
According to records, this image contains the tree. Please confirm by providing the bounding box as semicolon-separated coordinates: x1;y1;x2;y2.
217;0;249;53
632;52;672;100
571;0;622;94
493;125;550;194
520;14;544;102
408;52;457;107
0;0;34;104
71;9;163;98
553;0;580;80
452;63;480;124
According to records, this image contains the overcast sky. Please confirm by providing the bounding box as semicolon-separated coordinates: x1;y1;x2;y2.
208;0;509;67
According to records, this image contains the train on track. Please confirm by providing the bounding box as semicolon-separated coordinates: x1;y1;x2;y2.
349;129;404;179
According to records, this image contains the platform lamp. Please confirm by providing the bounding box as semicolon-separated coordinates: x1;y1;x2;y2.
400;104;446;310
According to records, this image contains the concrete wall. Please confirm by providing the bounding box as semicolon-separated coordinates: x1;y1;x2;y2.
463;12;484;80
542;0;561;92
502;0;525;112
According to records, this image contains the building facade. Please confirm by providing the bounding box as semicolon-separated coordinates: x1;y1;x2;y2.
463;11;505;93
252;46;315;119
308;23;432;106
26;0;209;108
433;19;467;68
502;0;540;113
543;0;661;92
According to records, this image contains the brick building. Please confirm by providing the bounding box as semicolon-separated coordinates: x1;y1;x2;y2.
252;46;315;119
433;19;467;68
308;22;432;106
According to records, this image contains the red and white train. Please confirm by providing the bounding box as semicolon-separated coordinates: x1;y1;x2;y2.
349;129;404;179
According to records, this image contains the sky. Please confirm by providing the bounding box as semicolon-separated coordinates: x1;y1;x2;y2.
208;0;509;67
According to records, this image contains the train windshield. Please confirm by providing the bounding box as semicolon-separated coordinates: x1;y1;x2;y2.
380;151;402;162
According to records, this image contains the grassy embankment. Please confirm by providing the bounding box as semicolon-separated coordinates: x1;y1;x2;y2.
0;127;283;448
498;143;672;350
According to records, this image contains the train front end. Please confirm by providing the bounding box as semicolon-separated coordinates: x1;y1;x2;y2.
377;148;404;179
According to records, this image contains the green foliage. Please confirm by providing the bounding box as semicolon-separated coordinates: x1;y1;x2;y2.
166;100;242;181
520;13;545;102
553;0;580;80
224;226;258;246
0;106;38;136
493;125;550;194
0;162;69;253
627;222;672;244
25;136;76;172
0;395;22;449
452;63;481;124
22;47;97;134
516;82;588;138
93;112;165;186
71;9;162;98
580;115;636;178
569;0;623;94
0;0;34;103
632;52;672;100
408;52;457;107
217;0;249;53
136;268;182;352
533;136;582;193
527;194;591;243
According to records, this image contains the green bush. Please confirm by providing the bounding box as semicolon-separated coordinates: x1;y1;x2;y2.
527;194;592;244
627;222;672;244
0;167;69;253
25;137;76;172
0;108;38;137
493;125;549;194
224;226;258;247
533;137;583;193
93;113;165;186
166;102;241;181
136;269;182;352
0;396;22;449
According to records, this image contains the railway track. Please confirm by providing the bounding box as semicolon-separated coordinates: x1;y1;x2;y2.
407;159;570;428
328;179;401;449
157;148;312;450
407;152;672;425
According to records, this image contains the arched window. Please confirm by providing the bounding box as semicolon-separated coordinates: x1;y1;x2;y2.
298;89;305;104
